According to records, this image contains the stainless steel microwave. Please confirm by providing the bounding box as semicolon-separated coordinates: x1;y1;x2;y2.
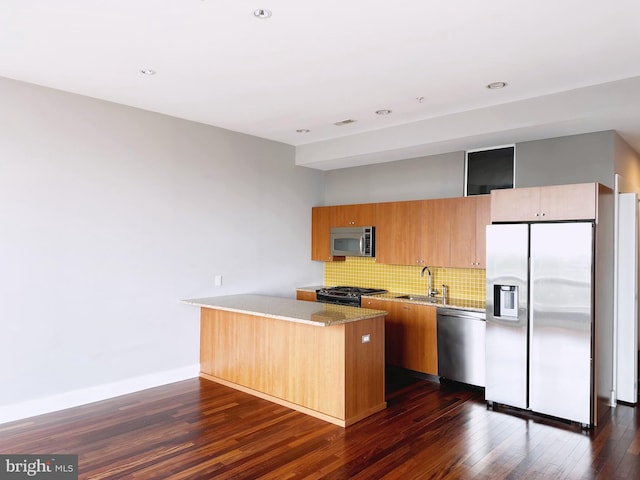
330;226;375;257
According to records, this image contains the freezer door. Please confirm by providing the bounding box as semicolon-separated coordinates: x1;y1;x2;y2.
529;222;593;425
485;224;529;409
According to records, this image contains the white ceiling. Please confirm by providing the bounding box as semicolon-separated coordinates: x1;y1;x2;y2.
2;0;640;170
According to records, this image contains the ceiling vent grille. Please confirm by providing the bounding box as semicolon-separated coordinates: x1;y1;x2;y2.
333;119;357;126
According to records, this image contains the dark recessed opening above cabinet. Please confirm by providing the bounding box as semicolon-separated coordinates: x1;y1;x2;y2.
466;146;515;196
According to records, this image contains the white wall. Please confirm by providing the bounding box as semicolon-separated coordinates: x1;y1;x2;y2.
0;77;324;421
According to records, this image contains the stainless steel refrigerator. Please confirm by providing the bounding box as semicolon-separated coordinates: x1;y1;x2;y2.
486;222;595;425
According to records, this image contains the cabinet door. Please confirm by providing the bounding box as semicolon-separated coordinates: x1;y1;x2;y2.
364;299;437;375
449;197;477;268
376;201;422;265
296;290;317;302
364;298;402;366
311;207;344;262
333;203;376;226
474;195;491;268
400;304;438;375
491;187;540;222
420;199;451;267
538;183;596;221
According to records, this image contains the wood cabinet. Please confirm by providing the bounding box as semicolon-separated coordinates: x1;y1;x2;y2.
449;195;491;268
200;306;386;427
363;298;438;375
311;203;375;261
296;290;317;302
491;183;597;222
332;203;376;226
376;199;450;266
311;206;345;262
376;200;422;265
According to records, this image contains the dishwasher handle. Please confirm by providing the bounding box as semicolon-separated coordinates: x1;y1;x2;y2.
437;307;486;321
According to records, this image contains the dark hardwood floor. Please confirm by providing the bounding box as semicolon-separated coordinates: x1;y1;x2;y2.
1;370;639;479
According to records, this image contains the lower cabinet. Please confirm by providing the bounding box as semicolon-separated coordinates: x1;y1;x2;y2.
296;290;317;302
363;298;437;375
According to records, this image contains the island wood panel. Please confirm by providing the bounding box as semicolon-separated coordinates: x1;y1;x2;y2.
200;307;386;426
344;316;386;421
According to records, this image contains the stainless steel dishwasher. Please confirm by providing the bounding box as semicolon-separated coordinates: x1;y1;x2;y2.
437;307;486;387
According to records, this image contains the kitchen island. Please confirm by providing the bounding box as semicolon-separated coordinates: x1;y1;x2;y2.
183;294;388;427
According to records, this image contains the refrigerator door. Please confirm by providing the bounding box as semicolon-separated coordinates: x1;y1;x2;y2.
486;224;529;409
529;222;593;425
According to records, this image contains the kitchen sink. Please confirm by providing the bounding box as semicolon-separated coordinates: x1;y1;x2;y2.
395;294;443;304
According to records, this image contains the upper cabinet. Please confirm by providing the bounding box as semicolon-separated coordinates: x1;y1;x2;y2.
376;199;450;266
311;203;376;261
449;195;491;268
376;201;422;265
491;183;597;222
332;203;376;227
311;206;344;262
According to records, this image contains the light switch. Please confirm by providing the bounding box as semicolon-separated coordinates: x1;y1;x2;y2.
214;275;222;287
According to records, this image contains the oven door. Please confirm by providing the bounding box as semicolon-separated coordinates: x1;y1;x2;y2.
316;293;361;307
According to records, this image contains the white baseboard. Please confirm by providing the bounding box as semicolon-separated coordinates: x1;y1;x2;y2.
0;364;200;425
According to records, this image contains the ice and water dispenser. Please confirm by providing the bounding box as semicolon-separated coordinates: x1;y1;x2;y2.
494;285;518;318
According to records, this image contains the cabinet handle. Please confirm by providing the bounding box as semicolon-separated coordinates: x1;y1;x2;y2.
540;213;546;217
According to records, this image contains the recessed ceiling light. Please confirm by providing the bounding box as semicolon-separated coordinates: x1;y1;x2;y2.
296;129;310;133
253;9;272;19
486;81;507;90
375;109;392;115
140;69;156;76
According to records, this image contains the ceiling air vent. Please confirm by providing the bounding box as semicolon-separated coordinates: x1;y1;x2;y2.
333;119;357;126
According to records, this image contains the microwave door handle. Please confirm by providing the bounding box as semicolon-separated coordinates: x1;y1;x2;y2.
360;235;365;255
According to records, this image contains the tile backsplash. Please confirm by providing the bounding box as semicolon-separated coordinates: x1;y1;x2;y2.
324;257;485;302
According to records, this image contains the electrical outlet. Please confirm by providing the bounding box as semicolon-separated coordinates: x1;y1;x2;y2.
214;275;222;287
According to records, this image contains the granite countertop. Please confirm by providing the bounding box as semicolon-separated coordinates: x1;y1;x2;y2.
365;292;485;312
182;294;387;327
296;286;485;313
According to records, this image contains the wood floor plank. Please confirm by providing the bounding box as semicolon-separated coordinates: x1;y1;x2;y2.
1;371;640;479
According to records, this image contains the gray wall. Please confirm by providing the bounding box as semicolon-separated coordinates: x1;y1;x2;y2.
614;133;640;192
323;131;624;205
515;131;615;188
0;76;324;419
324;151;465;204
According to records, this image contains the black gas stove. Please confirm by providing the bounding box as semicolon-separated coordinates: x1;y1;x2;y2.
316;286;387;307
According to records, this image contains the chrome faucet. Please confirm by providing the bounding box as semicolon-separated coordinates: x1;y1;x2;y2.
420;266;438;297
